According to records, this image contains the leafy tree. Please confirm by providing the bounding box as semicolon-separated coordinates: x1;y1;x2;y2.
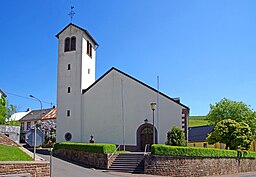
206;119;253;150
166;126;186;146
207;98;256;136
0;96;7;124
0;96;16;125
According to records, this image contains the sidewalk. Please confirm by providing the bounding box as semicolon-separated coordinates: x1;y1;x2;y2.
208;172;256;177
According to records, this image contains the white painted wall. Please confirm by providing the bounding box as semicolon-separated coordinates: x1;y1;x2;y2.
56;24;96;142
81;69;186;145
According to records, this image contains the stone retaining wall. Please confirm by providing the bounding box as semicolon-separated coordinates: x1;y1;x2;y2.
0;161;50;177
145;155;256;176
54;149;112;169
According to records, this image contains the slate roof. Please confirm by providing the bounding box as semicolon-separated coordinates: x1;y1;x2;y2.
19;108;53;121
188;125;214;142
82;67;189;110
56;23;99;46
0;88;7;97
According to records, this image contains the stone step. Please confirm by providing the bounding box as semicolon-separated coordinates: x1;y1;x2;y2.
109;153;145;174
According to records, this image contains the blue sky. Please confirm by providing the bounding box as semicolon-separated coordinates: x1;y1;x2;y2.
1;0;256;115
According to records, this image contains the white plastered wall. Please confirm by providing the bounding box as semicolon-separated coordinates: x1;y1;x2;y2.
81;69;186;145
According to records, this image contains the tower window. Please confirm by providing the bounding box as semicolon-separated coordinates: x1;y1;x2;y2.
67;64;71;70
87;40;92;57
67;87;71;93
64;37;70;52
67;110;70;117
88;69;90;74
64;36;76;52
71;37;76;50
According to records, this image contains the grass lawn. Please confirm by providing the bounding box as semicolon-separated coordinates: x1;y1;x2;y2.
189;116;209;127
0;144;33;161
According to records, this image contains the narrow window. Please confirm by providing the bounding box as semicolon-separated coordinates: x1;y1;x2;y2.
67;110;70;117
68;87;71;93
21;122;24;131
87;40;93;58
88;69;90;74
87;40;90;55
89;43;92;57
71;36;76;51
27;122;31;130
64;37;70;52
67;64;71;70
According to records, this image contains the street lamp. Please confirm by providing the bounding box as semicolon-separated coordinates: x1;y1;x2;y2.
30;95;42;160
150;102;156;144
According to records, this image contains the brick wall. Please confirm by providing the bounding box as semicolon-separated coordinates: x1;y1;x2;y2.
0;161;50;177
54;149;111;169
145;155;256;176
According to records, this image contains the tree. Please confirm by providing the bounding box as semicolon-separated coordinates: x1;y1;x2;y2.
207;98;256;136
166;126;186;146
206;119;253;150
0;96;7;124
0;96;16;125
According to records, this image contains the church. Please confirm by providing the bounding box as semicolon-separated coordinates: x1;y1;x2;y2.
56;23;189;151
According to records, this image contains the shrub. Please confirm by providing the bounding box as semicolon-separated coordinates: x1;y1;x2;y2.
151;144;256;158
166;126;186;146
53;142;116;154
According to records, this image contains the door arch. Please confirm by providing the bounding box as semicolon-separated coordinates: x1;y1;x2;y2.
136;123;157;151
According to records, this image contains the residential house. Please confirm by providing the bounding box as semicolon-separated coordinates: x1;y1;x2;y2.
19;108;54;143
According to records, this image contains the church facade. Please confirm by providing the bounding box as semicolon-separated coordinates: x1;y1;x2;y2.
56;23;189;151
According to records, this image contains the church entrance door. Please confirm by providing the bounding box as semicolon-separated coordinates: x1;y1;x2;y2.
140;127;153;151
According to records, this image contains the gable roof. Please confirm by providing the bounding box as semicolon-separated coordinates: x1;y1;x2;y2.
56;23;98;46
42;107;56;120
0;88;7;97
82;67;189;110
19;108;53;122
188;125;214;142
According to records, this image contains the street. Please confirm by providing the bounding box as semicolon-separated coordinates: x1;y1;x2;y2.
38;151;256;177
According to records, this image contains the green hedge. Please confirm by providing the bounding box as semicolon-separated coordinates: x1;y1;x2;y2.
151;144;256;159
54;142;116;154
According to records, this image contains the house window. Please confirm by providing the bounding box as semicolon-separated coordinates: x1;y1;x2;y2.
87;40;92;57
71;37;76;50
21;122;24;131
64;36;76;52
27;122;31;130
68;87;71;93
203;143;207;148
67;64;71;70
67;110;70;117
88;69;90;74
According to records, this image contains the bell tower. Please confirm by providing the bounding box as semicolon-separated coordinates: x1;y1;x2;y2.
56;23;98;142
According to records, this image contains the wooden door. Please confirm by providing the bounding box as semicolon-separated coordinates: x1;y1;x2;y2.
140;127;153;151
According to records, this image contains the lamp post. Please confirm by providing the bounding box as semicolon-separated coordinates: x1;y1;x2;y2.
150;102;156;144
30;95;42;160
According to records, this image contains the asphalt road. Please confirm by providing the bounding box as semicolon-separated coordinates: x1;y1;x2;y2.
37;151;256;177
37;151;161;177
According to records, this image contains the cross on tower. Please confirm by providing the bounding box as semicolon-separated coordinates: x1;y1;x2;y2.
68;6;75;22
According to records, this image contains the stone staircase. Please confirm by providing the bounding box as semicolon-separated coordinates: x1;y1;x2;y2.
109;153;145;173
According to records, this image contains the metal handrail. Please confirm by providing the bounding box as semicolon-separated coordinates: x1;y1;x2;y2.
144;144;150;155
108;144;121;160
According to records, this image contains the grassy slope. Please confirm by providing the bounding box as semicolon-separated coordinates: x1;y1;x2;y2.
0;145;32;161
189;116;209;127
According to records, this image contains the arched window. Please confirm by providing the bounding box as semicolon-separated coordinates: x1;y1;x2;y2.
64;37;70;52
71;37;76;51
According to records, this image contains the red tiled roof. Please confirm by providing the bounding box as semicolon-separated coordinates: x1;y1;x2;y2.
42;108;56;120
